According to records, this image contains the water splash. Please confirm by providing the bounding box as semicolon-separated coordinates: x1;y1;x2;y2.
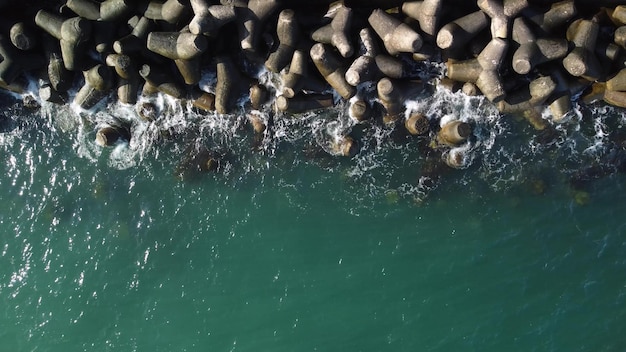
2;61;626;207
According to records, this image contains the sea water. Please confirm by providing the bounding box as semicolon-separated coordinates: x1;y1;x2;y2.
1;76;626;352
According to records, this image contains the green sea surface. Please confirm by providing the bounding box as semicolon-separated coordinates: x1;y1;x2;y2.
1;88;626;351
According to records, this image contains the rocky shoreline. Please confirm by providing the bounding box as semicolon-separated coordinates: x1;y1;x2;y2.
2;0;626;175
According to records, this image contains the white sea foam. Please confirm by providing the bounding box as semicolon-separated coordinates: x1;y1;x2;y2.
3;61;626;203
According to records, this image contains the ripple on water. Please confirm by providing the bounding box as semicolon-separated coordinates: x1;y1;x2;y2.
2;63;626;351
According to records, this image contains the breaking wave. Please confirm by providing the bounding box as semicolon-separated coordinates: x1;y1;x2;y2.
2;63;626;209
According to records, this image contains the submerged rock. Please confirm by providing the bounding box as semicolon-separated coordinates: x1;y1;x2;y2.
95;124;131;147
174;145;221;181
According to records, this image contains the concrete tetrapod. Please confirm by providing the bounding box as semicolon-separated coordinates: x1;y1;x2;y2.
105;53;140;104
377;77;423;124
402;0;443;38
146;31;208;85
9;22;38;51
35;11;92;71
368;9;422;56
310;43;355;100
513;38;569;75
563;19;603;81
444;147;472;169
345;28;406;87
545;68;576;123
113;16;154;55
215;56;251;114
525;0;577;34
476;70;506;103
191;90;216;112
477;0;509;39
139;63;186;99
606;68;626;92
282;48;332;98
436;10;489;51
248;82;269;111
66;0;133;21
311;5;354;58
142;0;190;24
405;112;430;136
496;75;557;114
247;110;267;135
349;99;374;122
146;32;208;61
189;0;236;36
42;35;72;93
265;9;301;73
282;49;310;98
235;0;280;55
275;93;334;114
95;124;131;147
437;120;472;147
74;64;114;110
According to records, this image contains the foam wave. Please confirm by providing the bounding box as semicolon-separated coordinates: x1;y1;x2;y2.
3;62;626;205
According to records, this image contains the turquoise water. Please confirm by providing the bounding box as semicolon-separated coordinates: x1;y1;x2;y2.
2;85;626;352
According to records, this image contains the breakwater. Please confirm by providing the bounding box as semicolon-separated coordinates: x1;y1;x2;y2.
2;0;626;201
4;4;626;349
